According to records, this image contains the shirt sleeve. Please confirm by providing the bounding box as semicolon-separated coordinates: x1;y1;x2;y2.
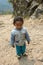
25;30;30;42
10;31;15;46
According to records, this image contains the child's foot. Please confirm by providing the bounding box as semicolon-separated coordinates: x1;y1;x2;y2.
17;55;21;59
22;53;28;57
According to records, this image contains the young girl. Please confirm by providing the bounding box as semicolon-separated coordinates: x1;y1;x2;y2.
10;16;30;59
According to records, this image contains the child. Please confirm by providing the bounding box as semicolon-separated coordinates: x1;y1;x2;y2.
10;16;30;59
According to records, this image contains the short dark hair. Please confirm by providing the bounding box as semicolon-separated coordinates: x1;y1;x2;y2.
13;16;24;25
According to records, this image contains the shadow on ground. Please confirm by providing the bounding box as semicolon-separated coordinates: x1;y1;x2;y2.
15;56;35;65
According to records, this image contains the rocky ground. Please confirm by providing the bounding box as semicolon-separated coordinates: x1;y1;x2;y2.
0;15;43;65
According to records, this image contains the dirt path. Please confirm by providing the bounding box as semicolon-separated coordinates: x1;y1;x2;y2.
0;15;43;65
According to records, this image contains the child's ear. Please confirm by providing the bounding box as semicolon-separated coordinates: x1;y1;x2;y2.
13;22;15;25
14;23;16;26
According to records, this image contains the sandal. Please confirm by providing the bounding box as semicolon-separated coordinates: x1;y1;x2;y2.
17;55;21;59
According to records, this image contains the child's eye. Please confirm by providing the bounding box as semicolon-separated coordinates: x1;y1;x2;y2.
16;22;22;26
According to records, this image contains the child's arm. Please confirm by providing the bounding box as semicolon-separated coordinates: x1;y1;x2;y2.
10;31;15;48
25;30;30;44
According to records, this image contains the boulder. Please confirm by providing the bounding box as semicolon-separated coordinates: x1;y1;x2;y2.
34;4;43;18
29;1;39;16
35;0;43;3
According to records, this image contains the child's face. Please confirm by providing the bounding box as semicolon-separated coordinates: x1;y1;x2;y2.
15;21;23;29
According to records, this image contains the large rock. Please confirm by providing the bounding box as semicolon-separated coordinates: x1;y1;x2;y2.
31;4;43;18
28;1;39;16
9;0;43;17
35;0;43;3
34;4;43;18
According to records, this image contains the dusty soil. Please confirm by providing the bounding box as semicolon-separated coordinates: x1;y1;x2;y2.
0;15;43;65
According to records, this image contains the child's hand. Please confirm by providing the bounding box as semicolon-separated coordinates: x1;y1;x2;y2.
12;45;15;48
28;41;30;44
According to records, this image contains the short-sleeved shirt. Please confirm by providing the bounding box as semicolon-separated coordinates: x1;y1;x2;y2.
10;27;30;46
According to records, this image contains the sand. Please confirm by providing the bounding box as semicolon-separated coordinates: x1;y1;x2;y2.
0;15;43;65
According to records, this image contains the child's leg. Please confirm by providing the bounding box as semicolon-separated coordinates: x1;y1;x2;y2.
16;45;22;56
21;44;26;54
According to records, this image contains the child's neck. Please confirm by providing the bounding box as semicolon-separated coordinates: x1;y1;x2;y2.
16;27;23;30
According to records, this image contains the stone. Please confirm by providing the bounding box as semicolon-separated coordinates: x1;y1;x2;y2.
35;0;43;3
34;4;43;18
29;1;39;16
38;55;43;62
